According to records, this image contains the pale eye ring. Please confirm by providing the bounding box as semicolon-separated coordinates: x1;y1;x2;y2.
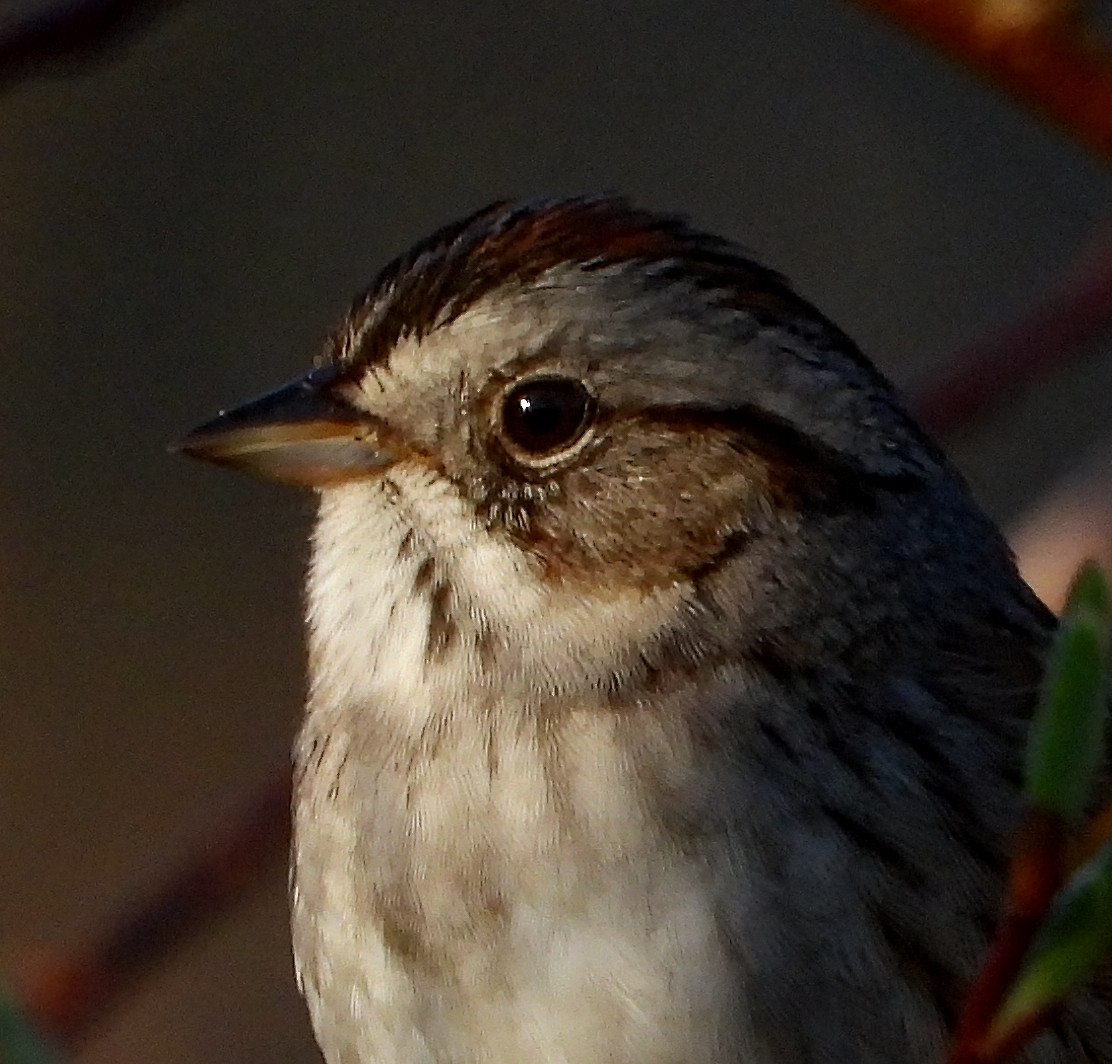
498;376;596;460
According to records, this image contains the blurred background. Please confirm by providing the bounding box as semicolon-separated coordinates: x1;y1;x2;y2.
1;1;1111;1061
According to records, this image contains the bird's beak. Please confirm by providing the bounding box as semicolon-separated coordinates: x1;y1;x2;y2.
173;365;396;487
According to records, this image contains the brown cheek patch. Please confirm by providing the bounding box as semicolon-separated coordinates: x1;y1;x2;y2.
499;406;902;592
507;426;786;590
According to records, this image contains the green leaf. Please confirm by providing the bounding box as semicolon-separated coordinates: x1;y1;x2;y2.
1066;562;1112;619
991;839;1112;1041
1025;563;1112;820
0;994;60;1064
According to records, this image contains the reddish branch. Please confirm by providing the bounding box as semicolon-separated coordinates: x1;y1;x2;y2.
947;810;1069;1064
912;243;1112;435
0;0;181;83
16;777;290;1049
851;0;1112;163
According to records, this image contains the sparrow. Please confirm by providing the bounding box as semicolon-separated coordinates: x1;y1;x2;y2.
178;196;1112;1064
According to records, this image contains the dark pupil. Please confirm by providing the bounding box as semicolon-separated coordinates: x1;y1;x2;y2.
502;378;591;455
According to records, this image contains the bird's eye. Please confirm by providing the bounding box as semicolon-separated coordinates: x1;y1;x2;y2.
499;376;595;459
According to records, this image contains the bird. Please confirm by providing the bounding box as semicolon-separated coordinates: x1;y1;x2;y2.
178;196;1112;1064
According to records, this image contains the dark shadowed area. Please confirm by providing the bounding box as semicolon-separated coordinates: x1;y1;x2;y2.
0;2;1110;1061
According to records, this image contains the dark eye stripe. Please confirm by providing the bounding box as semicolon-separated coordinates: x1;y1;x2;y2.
638;403;924;492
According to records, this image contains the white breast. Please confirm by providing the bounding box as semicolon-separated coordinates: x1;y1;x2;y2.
290;473;747;1064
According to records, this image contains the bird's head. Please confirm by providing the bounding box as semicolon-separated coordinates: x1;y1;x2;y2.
179;196;1007;709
